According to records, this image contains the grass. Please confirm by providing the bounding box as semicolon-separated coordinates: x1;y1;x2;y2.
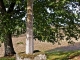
17;42;24;45
0;56;15;60
0;50;80;60
46;50;80;60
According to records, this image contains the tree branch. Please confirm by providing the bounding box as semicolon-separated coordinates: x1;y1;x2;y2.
0;0;6;14
7;1;16;13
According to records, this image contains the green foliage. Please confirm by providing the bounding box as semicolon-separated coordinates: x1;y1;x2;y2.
0;0;80;44
0;0;26;42
33;0;80;44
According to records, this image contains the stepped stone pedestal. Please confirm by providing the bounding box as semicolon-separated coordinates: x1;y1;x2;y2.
16;52;47;60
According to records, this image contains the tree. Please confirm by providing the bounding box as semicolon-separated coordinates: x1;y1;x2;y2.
0;0;26;56
26;0;34;54
26;0;80;54
33;0;80;44
0;0;80;56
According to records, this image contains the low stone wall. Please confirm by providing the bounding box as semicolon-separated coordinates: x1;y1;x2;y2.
16;53;47;60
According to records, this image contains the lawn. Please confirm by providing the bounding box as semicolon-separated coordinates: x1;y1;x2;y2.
0;56;15;60
0;50;80;60
46;50;80;60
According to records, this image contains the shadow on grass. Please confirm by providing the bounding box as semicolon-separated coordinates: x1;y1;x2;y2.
46;42;80;52
45;42;80;60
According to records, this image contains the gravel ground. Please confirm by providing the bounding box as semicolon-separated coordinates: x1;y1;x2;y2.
0;34;80;57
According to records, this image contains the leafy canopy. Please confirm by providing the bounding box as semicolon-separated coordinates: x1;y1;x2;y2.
0;0;80;44
0;0;26;42
33;0;80;44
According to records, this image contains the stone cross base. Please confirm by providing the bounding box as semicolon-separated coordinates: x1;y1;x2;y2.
16;53;47;60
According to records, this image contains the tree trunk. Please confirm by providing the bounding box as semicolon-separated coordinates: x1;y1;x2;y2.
26;0;34;54
4;33;16;56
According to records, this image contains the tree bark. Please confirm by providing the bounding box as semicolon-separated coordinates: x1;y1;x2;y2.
0;0;16;56
26;0;34;54
4;33;16;56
